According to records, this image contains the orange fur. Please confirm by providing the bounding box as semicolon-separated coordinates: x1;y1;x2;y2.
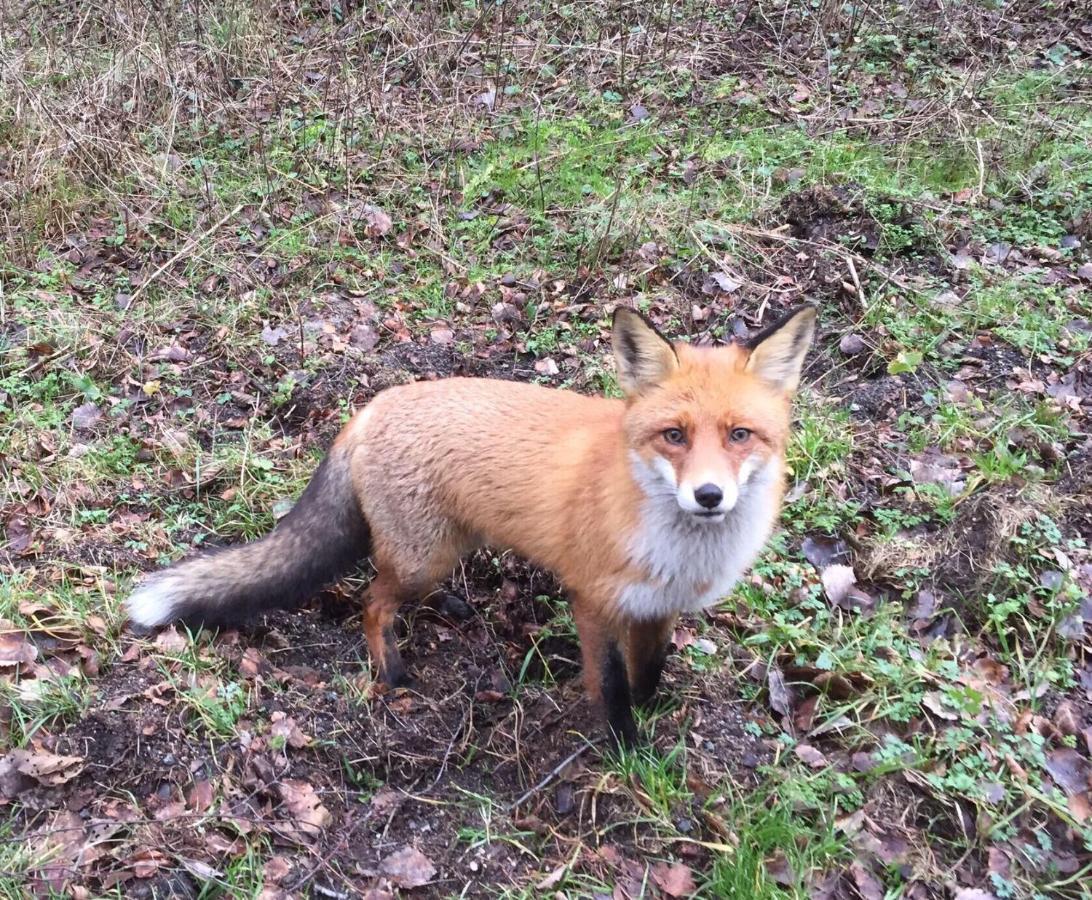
128;305;816;746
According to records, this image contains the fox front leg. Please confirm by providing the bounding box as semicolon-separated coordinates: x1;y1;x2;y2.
625;614;677;708
572;600;639;748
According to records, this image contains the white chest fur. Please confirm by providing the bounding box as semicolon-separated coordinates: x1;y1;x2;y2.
618;458;778;621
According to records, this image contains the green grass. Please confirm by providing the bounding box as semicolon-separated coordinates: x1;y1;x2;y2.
2;1;1090;896
702;781;846;898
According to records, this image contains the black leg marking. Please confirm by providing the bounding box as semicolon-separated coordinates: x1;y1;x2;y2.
631;640;670;709
602;642;638;748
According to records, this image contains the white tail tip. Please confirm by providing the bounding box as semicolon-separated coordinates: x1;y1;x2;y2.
126;576;182;628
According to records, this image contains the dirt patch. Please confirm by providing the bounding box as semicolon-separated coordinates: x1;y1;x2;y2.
8;555;770;897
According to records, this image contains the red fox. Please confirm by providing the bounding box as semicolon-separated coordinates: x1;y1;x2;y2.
128;304;816;745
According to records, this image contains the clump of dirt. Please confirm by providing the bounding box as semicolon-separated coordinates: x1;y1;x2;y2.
857;482;1061;608
776;185;883;253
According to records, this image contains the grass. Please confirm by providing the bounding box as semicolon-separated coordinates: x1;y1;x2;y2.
2;0;1091;897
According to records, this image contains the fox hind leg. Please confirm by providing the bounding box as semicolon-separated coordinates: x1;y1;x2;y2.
362;569;415;687
363;535;467;688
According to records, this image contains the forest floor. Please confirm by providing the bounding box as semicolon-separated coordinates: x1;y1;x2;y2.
1;1;1091;897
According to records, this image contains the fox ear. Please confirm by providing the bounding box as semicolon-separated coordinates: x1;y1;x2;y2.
744;304;817;394
612;307;679;395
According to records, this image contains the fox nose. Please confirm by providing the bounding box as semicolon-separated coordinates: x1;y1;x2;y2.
693;483;723;509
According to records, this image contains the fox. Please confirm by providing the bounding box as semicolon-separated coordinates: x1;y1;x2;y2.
127;303;817;746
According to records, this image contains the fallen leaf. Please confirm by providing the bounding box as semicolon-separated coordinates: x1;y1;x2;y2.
153;626;187;653
820;564;873;612
839;333;867;356
767;666;794;719
794;743;828;768
30;809;85;891
277;780;331;839
71;403;102;431
1057;613;1084;641
801;535;849;569
536;863;568;891
650;862;696;897
764;851;794;885
982;242;1011;265
8;749;85;786
672;626;697;650
909;450;965;495
922;691;960;721
261;323;288;346
1055;700;1080;737
187;779;214;812
379;845;436;889
0;633;37;668
429;325;454;345
270;713;312;749
179;858;222;882
954;890;998;900
128;849;168;878
1045;749;1092;796
909;590;938;620
263;856;293;885
795;694;820;732
154;800;186;821
534;357;560;376
821;564;856;604
705;271;742;294
849;861;884;900
362;204;393;237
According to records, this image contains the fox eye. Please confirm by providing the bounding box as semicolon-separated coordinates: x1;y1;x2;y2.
663;427;686;445
729;427;751;443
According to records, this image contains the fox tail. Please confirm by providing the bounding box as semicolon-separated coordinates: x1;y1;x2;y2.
126;447;369;628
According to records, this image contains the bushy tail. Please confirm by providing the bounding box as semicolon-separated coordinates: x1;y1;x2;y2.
127;447;370;629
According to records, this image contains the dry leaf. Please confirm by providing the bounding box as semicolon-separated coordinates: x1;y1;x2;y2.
270;713;312;749
764;851;794;885
1067;792;1091;823
187;779;214;812
263;856;293;885
0;633;37;668
277;780;331;839
794;744;828;768
536;863;567;890
821;564;856;605
849;861;884;900
9;749;85;786
362;204;393;237
153;626;187;653
650;862;696;897
767;666;794;719
922;691;960;721
379;845;436;889
1054;700;1080;737
429;326;454;345
1046;749;1092;797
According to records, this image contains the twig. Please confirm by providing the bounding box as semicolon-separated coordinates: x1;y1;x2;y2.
507;739;594;812
122;203;244;314
846;256;866;310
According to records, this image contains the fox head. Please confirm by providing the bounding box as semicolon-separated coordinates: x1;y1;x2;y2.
613;304;816;523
